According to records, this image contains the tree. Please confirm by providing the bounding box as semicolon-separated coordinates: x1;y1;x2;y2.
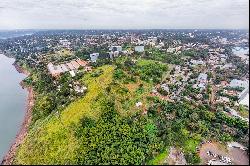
113;69;125;80
185;152;201;164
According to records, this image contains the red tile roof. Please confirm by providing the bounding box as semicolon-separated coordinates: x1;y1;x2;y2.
71;60;80;69
76;59;88;66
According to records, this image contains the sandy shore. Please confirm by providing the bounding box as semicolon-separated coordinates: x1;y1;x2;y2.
1;63;34;165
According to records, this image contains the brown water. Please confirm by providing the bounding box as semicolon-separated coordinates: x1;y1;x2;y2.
0;54;27;161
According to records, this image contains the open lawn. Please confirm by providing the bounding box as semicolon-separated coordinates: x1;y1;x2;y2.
184;139;200;153
147;149;169;165
112;77;153;116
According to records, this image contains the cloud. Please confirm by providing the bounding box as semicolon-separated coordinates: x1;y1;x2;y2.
0;0;248;29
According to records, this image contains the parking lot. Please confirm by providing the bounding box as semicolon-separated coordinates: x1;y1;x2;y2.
199;141;249;165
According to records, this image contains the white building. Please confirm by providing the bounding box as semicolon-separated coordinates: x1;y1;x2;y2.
238;87;249;108
47;63;63;77
109;46;122;52
135;46;144;52
109;51;120;59
175;65;181;73
69;70;76;77
190;59;205;66
74;85;87;93
229;79;249;88
90;53;100;62
136;102;143;107
59;39;71;47
60;64;69;72
220;96;230;103
160;84;169;93
197;73;207;89
167;47;175;53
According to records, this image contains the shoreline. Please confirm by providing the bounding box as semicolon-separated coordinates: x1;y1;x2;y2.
1;63;34;165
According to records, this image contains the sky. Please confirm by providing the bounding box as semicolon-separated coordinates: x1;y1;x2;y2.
0;0;249;29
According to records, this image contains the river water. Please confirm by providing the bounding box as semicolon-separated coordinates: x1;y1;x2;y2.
0;54;27;161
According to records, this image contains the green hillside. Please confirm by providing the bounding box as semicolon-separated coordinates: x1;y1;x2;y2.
15;65;115;164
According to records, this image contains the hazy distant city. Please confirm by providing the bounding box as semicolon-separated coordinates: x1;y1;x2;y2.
0;0;249;165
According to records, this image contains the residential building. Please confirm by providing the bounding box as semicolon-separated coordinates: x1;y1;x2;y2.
69;70;76;77
135;46;144;52
239;87;249;108
76;59;88;66
71;60;80;69
109;46;122;52
90;53;99;62
160;84;170;93
47;63;63;77
190;59;205;66
66;62;75;70
229;79;249;88
60;64;69;72
197;73;207;89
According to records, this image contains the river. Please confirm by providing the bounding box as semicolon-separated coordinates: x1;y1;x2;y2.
0;54;28;161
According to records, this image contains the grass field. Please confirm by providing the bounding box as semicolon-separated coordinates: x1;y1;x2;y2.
147;148;169;165
184;139;200;153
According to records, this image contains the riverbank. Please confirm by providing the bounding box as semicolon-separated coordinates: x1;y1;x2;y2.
1;63;34;165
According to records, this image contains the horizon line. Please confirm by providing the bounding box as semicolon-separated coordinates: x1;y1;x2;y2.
0;28;249;31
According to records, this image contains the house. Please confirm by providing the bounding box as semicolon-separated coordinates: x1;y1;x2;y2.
229;79;249;88
60;64;69;72
90;53;99;62
197;73;207;89
196;94;203;99
228;108;239;117
219;54;227;59
220;96;230;103
47;62;55;73
109;46;122;52
109;51;119;58
84;66;92;72
74;85;87;93
76;59;88;67
54;65;63;75
238;87;249;107
160;84;170;93
47;59;92;78
175;65;181;73
136;102;143;107
69;70;76;77
220;81;229;87
59;39;71;48
151;88;158;94
175;46;182;52
190;59;204;66
222;63;233;69
71;60;80;69
167;47;175;53
198;73;207;82
66;62;75;70
47;62;63;77
135;46;144;52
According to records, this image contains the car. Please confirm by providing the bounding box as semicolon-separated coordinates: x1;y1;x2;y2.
218;155;222;159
